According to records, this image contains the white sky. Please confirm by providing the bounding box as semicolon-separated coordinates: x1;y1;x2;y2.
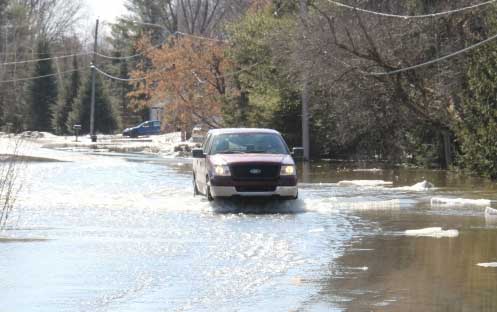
85;0;127;23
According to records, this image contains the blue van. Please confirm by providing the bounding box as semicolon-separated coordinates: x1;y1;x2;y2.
122;120;161;138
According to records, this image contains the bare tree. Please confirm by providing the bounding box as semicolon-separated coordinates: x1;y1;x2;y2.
124;0;252;36
284;0;483;163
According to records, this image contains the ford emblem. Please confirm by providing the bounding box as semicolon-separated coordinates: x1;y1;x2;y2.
250;168;262;175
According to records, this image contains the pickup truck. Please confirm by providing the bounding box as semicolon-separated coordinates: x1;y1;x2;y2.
192;128;303;201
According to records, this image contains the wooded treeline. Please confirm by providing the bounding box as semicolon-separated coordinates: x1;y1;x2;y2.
0;0;128;135
1;0;497;179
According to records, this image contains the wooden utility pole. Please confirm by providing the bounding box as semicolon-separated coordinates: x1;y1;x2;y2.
300;0;310;161
90;19;99;143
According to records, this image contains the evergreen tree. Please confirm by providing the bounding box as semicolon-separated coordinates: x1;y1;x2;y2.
68;71;120;134
27;39;58;131
52;55;80;134
108;22;135;128
457;9;497;179
458;45;497;179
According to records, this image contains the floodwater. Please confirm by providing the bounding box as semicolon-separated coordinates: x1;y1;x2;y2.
1;148;497;311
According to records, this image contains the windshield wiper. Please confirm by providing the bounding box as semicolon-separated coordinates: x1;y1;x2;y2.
220;150;246;154
250;150;269;154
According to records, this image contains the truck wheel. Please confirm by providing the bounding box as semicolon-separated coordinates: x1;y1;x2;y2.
193;175;199;196
206;178;214;201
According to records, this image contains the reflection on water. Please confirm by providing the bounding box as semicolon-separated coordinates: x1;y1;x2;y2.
323;213;497;311
1;150;497;311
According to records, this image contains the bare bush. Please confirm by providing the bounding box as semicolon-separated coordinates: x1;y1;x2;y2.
0;138;25;230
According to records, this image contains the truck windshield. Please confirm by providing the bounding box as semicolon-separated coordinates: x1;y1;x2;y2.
210;133;289;155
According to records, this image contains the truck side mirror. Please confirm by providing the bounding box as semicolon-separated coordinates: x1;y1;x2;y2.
192;148;206;158
292;147;304;160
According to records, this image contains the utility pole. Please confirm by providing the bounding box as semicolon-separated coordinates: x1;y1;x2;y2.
90;19;99;143
300;0;310;161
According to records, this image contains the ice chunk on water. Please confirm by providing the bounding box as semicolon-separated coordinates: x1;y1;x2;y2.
306;198;400;213
352;168;383;172
394;180;435;191
485;207;497;216
485;207;497;224
350;266;369;271
477;262;497;268
431;197;491;206
337;180;393;187
405;227;459;238
308;228;325;233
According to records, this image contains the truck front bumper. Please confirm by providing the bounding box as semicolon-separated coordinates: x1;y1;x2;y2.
209;175;298;199
210;185;298;198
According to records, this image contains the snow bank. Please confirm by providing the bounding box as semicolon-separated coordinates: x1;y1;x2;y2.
337;180;393;187
477;262;497;268
430;197;491;206
405;227;459;238
394;180;435;191
19;131;56;139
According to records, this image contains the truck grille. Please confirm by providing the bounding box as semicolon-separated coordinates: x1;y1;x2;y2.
236;186;277;192
230;163;280;181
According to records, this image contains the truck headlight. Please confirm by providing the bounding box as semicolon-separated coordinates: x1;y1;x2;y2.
280;165;296;176
214;165;231;176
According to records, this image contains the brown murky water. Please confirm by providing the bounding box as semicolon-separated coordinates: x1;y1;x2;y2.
298;162;497;311
1;151;496;311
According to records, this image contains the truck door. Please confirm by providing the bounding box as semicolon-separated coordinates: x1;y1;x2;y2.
197;134;212;193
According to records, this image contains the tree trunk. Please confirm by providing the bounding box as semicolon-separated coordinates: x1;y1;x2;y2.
440;130;453;169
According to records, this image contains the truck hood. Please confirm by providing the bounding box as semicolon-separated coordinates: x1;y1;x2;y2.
210;154;294;166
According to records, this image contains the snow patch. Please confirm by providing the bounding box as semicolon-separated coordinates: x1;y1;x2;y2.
337;180;393;187
477;262;497;268
431;197;491;206
405;227;459;238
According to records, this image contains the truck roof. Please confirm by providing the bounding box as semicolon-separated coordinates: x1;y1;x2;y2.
207;128;281;135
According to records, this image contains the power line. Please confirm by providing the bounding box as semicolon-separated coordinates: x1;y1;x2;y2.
175;31;228;43
95;38;167;60
107;18;228;43
0;50;89;56
92;64;171;82
0;52;91;67
324;0;497;19
93;62;261;82
367;31;497;76
0;67;88;84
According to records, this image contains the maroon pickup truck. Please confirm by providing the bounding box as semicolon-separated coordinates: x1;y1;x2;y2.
192;128;303;201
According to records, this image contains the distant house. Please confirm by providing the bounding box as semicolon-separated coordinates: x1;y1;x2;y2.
149;99;170;126
150;105;164;122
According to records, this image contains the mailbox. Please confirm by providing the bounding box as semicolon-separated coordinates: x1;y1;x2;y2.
73;124;82;142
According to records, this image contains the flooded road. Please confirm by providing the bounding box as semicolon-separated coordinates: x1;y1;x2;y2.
1;148;497;311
